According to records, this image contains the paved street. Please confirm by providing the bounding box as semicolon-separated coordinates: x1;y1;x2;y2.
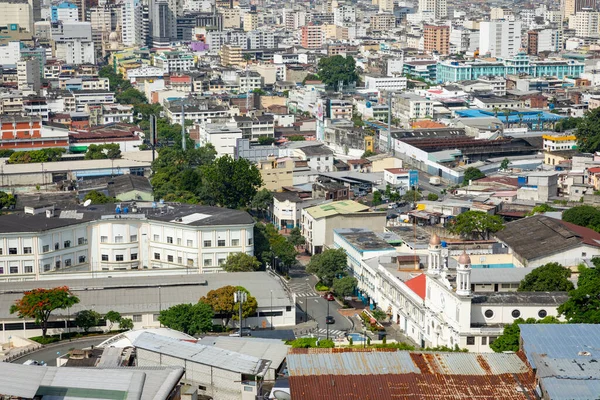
11;336;107;366
286;261;353;338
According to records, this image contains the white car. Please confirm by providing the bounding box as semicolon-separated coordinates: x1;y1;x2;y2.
23;359;46;366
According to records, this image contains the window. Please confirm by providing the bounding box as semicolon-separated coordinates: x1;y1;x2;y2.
9;266;18;274
153;234;159;241
101;236;108;243
177;257;182;264
116;255;124;262
132;315;142;322
154;253;160;260
55;261;61;269
167;236;173;244
43;245;49;253
24;265;33;273
187;258;194;266
218;258;226;266
489;336;497;344
204;240;212;247
43;264;50;272
466;336;475;345
204;259;211;266
167;255;174;262
79;255;86;263
78;237;85;245
114;236;123;243
481;337;487;345
20;246;32;254
177;238;182;245
511;309;521;319
153;314;160;322
64;240;71;248
187;239;193;247
101;254;109;261
65;259;71;267
130;234;138;242
538;309;547;318
582;252;587;257
248;238;253;245
0;248;2;255
131;253;138;260
9;248;17;255
484;309;494;318
218;239;226;247
232;239;240;246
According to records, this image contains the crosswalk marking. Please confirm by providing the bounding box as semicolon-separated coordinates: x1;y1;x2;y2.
295;291;319;298
315;328;344;337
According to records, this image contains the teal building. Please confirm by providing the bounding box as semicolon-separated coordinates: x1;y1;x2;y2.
436;52;585;83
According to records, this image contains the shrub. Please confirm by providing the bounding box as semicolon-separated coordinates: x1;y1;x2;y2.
30;336;60;345
349;337;353;346
367;337;371;345
315;281;329;291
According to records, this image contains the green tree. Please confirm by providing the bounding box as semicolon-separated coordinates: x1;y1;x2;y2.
251;188;273;218
0;149;14;157
288;227;306;247
83;190;115;204
558;265;600;323
74;309;101;333
0;191;16;211
119;317;134;330
490;316;561;352
500;158;510;170
372;191;383;206
253;223;272;266
302;73;320;84
222;253;261;272
427;193;439;201
200;155;263;209
555;116;581;133
362;150;376;159
269;233;298;273
7;148;65;164
448;211;504;240
84;144;122;160
562;205;600;232
402;189;423;202
116;88;147;105
317;55;358;89
200;286;258;326
332;276;357;297
518;262;574;292
258;137;275;145
288;337;334;348
105;310;121;330
306;248;347;287
527;203;556;216
576;107;600;152
9;286;80;337
463;167;485;184
287;135;305;141
99;66;132;92
158;302;214;335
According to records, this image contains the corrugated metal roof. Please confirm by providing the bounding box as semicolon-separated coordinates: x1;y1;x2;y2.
196;337;289;370
539;377;600;400
0;362;47;398
289;373;537;400
133;332;270;376
520;324;600;368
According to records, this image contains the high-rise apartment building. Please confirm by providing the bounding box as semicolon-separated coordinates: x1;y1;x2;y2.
379;0;393;13
243;10;258;31
152;0;172;47
300;23;323;49
17;57;41;93
479;19;522;58
562;0;596;19
423;24;450;55
418;0;447;19
0;0;34;32
572;10;600;37
121;0;142;46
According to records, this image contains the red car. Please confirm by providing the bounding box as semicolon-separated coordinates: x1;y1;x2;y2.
323;293;334;301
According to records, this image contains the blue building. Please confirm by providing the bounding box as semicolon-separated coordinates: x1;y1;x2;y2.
437;52;585;83
404;60;437;82
51;2;78;22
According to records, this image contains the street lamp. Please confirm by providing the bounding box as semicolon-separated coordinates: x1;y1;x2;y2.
326;298;330;340
158;286;162;327
270;290;273;330
234;290;247;337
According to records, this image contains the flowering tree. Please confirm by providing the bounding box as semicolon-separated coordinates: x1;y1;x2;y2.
10;286;80;337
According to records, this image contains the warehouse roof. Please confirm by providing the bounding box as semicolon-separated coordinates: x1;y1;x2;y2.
196;337;289;370
470;267;537;284
134;332;271;376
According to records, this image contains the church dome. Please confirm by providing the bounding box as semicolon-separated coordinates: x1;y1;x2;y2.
458;252;471;265
429;233;441;246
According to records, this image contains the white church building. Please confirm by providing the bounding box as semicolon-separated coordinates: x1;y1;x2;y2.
343;232;568;352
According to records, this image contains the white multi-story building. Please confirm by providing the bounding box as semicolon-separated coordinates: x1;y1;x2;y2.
333;5;355;26
365;75;408;91
154;51;194;73
52;21;95;64
0;0;33;32
198;122;243;157
572;10;600;38
70;90;116;112
247;30;276;49
121;0;142;46
394;93;433;123
165;103;231;125
418;0;447;19
0;202;255;281
101;104;134;124
17;58;41;93
479;19;522;59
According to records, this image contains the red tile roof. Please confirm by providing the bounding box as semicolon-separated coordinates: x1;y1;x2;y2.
588;167;600;174
404;274;426;300
558;219;600;248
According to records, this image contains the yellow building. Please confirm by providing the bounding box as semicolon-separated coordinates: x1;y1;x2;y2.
243;12;259;31
220;45;244;67
258;156;294;191
542;134;577;152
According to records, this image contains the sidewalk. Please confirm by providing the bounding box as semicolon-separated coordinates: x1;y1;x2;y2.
292;320;318;337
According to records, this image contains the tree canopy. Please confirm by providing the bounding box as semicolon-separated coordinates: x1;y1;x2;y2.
254;223;298;272
200;286;258;326
158;302;214;335
116;88;147;105
332;276;357;297
222;253;261;272
576;107;600;153
562;205;600;232
372;191;382;206
7;148;64;164
105;310;121;330
74;309;101;332
518;262;574;292
317;55;358;89
83;190;116;204
463;167;485;184
558;265;600;323
251;188;273;217
402;189;422;202
84;144;122;160
119;318;134;330
99;66;132;93
200;156;263;208
555;116;581;133
288;227;306;247
10;286;80;337
306;248;348;287
448;211;504;240
0;191;16;211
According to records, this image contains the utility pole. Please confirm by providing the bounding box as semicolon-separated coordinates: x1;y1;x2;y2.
181;102;186;151
149;114;157;164
387;91;393;154
234;290;247;336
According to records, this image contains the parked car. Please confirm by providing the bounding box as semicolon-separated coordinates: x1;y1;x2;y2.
325;316;335;324
323;293;335;301
229;327;252;337
23;360;46;366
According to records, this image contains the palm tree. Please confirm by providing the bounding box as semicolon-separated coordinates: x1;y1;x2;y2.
503;109;511;127
518;113;524;128
493;107;500;118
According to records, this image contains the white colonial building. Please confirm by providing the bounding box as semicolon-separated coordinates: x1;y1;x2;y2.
339;232;568;352
0;202;255;281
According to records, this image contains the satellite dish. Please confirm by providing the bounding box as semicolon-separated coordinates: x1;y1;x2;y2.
273;390;292;400
83;199;92;207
